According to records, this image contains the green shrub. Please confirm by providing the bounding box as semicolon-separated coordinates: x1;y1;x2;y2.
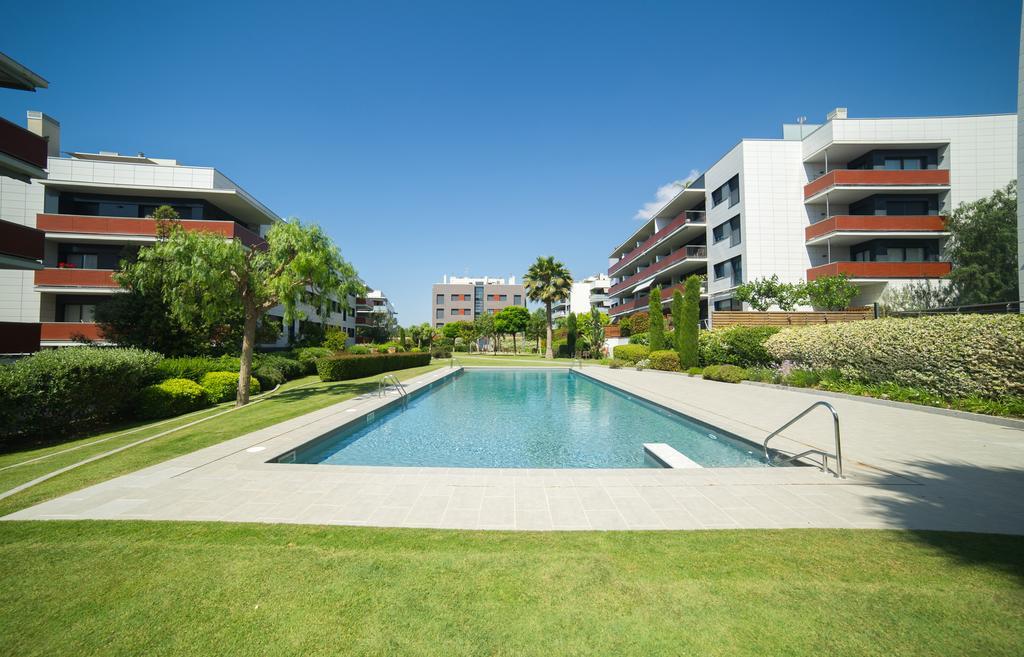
699;326;781;368
377;341;406;353
629;311;650;334
627;332;649;346
648;350;681;372
252;364;285;390
608;359;625;369
255;354;304;380
745;367;780;383
294;347;332;373
702;364;747;383
766;314;1024;400
612;344;649;364
322;329;349;352
409;347;422;353
137;378;211;419
316;352;432;382
155;356;226;382
556;343;572;358
686;366;703;376
347;344;371;355
0;347;163;440
634;358;650;371
782;369;820;388
430;347;452;359
200;371;261;403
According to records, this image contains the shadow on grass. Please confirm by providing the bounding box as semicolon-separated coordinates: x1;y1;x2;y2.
862;457;1024;582
267;381;379;404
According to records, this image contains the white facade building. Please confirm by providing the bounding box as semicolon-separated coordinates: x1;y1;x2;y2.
607;109;1017;322
553;274;612;319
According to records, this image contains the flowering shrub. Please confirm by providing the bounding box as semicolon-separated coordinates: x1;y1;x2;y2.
699;326;780;368
765;314;1024;399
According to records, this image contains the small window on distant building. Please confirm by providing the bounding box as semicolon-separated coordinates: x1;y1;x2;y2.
514;294;522;305
436;294;444;304
436;308;443;319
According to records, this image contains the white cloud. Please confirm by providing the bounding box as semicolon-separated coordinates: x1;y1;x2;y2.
633;170;701;220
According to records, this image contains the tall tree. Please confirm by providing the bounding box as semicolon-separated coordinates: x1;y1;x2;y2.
680;275;701;368
946;181;1019;305
495;305;530;354
648;287;665;351
523;256;573;359
588;307;607;358
474;312;498;354
126;219;360;405
671;289;685;361
525;308;547;353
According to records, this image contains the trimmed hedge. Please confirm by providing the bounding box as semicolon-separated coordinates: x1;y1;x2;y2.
137;378;211;419
699;326;780;368
294;347;333;373
612;344;649;364
702;364;747;383
256;354;304;381
156;355;238;382
765;314;1024;400
200;371;261;403
649;350;680;372
316;352;432;382
0;347;163;440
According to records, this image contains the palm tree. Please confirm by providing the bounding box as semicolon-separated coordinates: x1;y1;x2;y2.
524;256;573;359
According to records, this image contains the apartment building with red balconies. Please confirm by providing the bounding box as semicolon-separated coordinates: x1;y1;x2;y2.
605;108;1017;324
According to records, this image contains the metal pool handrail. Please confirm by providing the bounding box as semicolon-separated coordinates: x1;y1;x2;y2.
377;374;408;406
449;355;462;368
762;400;843;478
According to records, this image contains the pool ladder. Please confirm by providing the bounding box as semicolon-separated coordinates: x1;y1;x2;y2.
762;401;844;478
377;374;409;407
449;355;462;368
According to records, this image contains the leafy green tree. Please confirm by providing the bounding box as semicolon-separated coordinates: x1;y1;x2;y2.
618;316;633;337
151;204;183;239
125;219;360;405
408;324;424;349
946;181;1019;304
565;312;577;356
525;308;547;352
588;307;607;358
523;256;573;359
735;275;805;311
805;274;859;311
495;305;530;354
648;287;665;351
441;321;464;342
679;275;701;368
474;312;498;354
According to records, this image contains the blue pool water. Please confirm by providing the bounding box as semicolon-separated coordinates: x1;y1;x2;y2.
289;369;767;469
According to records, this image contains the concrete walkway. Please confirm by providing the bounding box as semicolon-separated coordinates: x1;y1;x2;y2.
5;366;1023;533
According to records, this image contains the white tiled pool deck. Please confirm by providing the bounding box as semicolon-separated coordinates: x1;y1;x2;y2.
6;366;1024;532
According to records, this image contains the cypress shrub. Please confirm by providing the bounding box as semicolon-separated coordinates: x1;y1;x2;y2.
316;352;432;382
566;313;577;356
648;288;665;351
680;275;701;368
671;290;684;362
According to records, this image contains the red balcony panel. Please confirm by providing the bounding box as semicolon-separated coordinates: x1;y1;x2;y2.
35;268;118;288
609;281;688;317
0;322;41;353
36;214;266;249
608;212;704;277
0;116;47;170
804;169;950;199
40;322;105;342
608;246;707;296
806;261;952;281
805;215;947;242
0;219;44;261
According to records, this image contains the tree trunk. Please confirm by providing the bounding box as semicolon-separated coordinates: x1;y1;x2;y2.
237;307;258;406
512;332;517;354
545;302;553;359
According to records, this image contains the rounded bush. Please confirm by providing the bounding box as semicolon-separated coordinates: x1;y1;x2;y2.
200;371;261;403
627;332;649;346
252;364;285;390
648;350;681;372
293;347;332;374
347;345;371;355
702;364;747;383
612;344;649;364
699;326;781;368
686;366;704;376
765;314;1024;400
254;354;304;380
137;378;211;419
607;359;625;369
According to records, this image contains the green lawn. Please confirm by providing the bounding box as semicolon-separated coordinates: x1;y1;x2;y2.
0;364;443;517
0;522;1020;656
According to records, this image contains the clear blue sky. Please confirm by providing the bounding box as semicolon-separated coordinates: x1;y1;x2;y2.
2;0;1020;323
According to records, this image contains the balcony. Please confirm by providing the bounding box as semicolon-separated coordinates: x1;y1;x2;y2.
608;211;706;277
0;116;47;180
806;215;947;244
0;219;44;270
35;268;118;289
806;261;952;281
40;322;106;343
609;280;707;317
36;214;267;249
608;245;707;296
804;169;950;202
0;322;41;353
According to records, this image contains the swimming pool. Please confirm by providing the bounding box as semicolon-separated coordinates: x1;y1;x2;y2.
283;369;768;469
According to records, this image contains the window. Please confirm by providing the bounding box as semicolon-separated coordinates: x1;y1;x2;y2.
436;294;444;305
514;294;522;305
848;149;937;171
435;308;443;319
712;215;741;246
63;303;96;322
713;256;743;285
850;239;939;262
499;294;507;301
711;175;740;208
714;298;742;311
